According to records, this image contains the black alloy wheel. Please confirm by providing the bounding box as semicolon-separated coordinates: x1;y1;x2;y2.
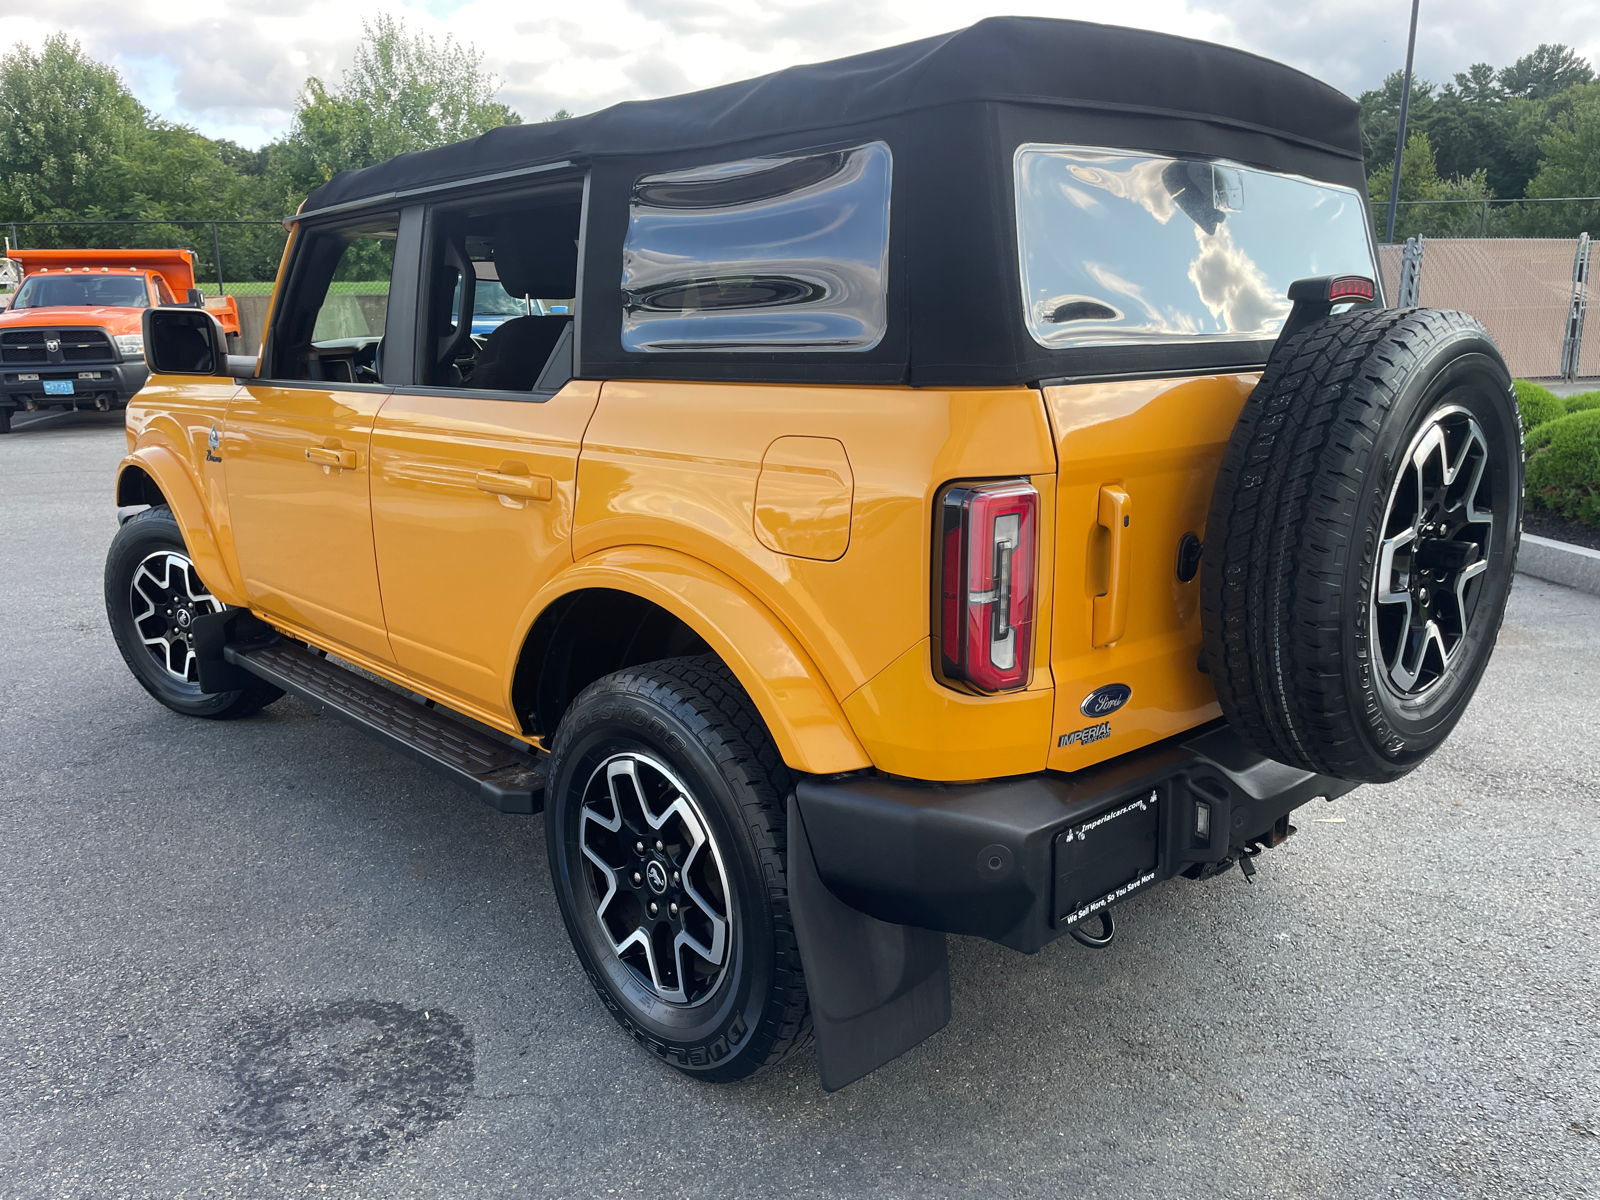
1372;405;1497;699
105;506;284;719
544;656;811;1081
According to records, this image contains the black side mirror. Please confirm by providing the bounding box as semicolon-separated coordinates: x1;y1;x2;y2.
186;288;206;307
144;306;226;375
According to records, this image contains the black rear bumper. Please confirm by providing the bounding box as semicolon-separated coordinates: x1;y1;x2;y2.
794;722;1358;954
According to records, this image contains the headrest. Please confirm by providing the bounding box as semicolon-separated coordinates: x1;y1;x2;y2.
492;207;580;299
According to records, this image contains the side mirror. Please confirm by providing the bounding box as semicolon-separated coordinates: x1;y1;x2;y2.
143;306;227;376
186;288;206;307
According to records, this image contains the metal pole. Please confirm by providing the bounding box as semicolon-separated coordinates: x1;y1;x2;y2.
1384;0;1422;244
1480;198;1489;237
9;223;17;250
211;222;225;296
1561;233;1590;381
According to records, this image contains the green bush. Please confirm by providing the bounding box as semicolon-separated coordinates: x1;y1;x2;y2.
1525;407;1600;527
1514;379;1565;432
1563;390;1600;414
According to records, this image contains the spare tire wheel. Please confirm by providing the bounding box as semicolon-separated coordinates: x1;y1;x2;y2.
1201;307;1522;784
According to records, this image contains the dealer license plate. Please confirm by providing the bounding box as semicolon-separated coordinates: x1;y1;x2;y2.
43;380;73;395
1054;789;1161;926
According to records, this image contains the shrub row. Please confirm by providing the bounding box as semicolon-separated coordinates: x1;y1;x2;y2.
1517;380;1600;529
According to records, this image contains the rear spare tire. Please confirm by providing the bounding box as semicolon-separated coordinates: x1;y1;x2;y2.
1201;307;1522;783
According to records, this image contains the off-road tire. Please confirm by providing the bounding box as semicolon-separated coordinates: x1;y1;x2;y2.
0;406;12;434
543;656;811;1082
1201;308;1521;783
105;506;284;719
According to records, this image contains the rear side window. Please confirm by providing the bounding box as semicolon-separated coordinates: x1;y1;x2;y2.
621;141;892;353
1014;144;1376;349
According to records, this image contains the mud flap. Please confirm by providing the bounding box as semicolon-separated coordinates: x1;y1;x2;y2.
787;795;950;1091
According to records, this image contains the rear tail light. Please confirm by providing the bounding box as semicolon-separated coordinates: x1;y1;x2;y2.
937;480;1038;693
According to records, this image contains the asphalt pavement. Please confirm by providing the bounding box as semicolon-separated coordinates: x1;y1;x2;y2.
2;412;1597;1199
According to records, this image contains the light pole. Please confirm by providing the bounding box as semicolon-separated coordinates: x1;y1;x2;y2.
1384;0;1422;244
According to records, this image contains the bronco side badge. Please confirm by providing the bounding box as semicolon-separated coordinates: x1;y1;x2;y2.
1081;683;1132;718
205;424;222;464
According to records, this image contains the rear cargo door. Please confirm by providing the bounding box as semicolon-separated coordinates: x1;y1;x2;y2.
1044;374;1254;772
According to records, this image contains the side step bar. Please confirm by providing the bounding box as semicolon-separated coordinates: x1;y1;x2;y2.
223;639;545;814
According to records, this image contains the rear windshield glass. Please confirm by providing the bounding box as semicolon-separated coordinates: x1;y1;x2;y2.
12;273;150;310
621;141;892;353
1014;145;1376;349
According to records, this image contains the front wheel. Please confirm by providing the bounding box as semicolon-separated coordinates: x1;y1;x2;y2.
543;657;811;1081
104;506;284;719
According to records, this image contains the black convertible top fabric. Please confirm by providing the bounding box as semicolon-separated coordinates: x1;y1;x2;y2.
304;17;1361;214
298;17;1370;387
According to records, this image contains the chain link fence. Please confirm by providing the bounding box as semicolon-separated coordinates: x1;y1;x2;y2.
1371;196;1600;242
4;219;288;296
1378;237;1592;380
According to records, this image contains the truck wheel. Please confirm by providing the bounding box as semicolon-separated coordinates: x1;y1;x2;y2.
543;656;810;1082
104;506;284;720
0;406;12;434
1201;308;1521;783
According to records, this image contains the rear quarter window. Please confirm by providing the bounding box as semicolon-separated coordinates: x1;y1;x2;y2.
621;141;892;353
1014;144;1376;349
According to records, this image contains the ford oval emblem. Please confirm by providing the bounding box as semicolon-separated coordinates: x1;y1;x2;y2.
1080;683;1132;718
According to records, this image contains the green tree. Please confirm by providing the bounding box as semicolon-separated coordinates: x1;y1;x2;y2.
1359;70;1437;181
1499;43;1595;100
0;35;145;221
1519;82;1600;234
1368;131;1492;240
279;14;521;196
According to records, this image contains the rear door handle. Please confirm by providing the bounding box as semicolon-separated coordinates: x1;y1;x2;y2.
475;470;553;501
1092;485;1132;648
306;445;358;469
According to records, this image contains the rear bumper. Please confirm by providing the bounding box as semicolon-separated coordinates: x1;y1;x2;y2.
1;360;146;408
793;721;1358;954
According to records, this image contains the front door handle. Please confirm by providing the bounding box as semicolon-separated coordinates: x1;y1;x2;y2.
475;470;553;501
1092;485;1132;648
306;445;358;469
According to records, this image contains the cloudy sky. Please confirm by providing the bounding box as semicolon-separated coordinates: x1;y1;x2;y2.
2;0;1596;149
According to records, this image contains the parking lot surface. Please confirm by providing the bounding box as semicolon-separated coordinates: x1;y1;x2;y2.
2;413;1597;1199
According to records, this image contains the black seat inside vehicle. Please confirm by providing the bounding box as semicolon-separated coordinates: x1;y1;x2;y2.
468;214;578;392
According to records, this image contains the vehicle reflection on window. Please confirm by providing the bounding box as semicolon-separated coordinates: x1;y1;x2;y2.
622;141;892;353
1014;145;1375;350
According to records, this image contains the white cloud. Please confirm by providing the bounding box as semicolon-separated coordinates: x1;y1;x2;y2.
2;0;1598;148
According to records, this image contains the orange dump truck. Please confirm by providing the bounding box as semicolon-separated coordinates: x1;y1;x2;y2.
0;248;239;433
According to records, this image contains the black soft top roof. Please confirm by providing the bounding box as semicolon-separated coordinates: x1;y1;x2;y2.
304;17;1362;215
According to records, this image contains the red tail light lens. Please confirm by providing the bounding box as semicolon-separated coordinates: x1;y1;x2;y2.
936;480;1038;693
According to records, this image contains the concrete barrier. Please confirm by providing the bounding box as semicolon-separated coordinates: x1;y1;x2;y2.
232;294;273;356
1518;533;1600;596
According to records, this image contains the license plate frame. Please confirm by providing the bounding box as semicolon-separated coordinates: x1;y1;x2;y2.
43;380;74;396
1054;788;1162;926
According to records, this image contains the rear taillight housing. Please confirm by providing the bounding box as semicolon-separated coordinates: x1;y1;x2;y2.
937;480;1038;693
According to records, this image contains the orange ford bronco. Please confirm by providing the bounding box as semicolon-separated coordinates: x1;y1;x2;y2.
0;248;238;433
106;18;1522;1090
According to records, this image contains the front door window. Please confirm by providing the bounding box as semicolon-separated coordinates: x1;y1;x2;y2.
224;214;407;664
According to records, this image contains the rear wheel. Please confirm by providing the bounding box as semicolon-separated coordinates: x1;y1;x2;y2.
1201;308;1521;783
543;656;810;1081
104;506;284;719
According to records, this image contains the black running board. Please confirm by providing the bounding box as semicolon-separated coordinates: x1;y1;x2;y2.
224;640;544;814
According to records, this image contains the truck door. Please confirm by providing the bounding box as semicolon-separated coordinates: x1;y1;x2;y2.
225;212;413;666
368;187;592;729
